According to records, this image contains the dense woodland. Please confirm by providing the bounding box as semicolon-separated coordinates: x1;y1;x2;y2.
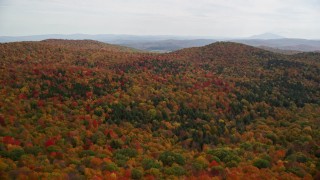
0;39;319;179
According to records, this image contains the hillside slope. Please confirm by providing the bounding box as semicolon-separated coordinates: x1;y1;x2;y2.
0;40;319;179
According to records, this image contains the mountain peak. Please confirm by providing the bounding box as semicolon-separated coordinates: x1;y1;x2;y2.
249;33;285;39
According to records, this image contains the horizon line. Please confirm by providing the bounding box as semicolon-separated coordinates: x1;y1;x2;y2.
1;33;320;40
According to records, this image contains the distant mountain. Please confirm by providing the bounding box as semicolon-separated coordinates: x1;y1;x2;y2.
0;34;212;43
233;39;320;52
248;33;285;39
120;38;320;53
2;34;320;53
120;39;217;52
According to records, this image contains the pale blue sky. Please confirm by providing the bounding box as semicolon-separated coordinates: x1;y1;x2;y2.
0;0;319;38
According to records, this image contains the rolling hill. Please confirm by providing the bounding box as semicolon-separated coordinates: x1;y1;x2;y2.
40;39;140;52
0;40;319;179
2;34;320;53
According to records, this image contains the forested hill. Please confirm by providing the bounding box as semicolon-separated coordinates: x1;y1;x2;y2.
40;39;140;52
0;40;319;179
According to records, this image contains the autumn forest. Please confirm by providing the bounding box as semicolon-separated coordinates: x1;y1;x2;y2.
0;39;319;179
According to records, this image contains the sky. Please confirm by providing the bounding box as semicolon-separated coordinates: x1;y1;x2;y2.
0;0;319;39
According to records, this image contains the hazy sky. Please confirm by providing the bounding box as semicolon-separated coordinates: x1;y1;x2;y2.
0;0;319;38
